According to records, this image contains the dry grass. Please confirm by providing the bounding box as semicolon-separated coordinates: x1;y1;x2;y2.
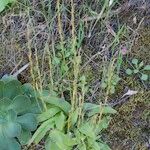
0;0;150;149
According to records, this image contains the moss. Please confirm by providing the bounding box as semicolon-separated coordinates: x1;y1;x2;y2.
131;27;150;63
106;72;150;149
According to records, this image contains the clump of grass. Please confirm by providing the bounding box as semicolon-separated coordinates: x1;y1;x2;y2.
1;0;150;149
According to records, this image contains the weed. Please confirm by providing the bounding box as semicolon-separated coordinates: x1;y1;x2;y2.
28;89;116;150
101;71;121;94
0;76;40;150
126;58;150;81
1;0;149;149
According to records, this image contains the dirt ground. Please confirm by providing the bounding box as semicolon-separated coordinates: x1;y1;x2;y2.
0;0;150;150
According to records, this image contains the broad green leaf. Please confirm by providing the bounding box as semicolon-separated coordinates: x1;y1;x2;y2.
83;103;116;117
110;86;115;94
101;82;107;88
69;109;79;127
18;129;31;145
101;106;117;114
92;141;101;150
0;0;16;12
10;95;31;113
54;112;66;131
45;138;61;150
49;131;69;149
113;75;121;83
0;0;7;12
39;90;51;97
4;122;21;138
0;81;4;98
22;83;36;97
83;103;98;111
7;138;21;150
28;118;54;145
0;97;12;111
0;129;21;150
132;58;138;65
5;138;21;150
37;107;60;122
126;68;133;75
27;97;43;114
49;130;76;149
53;56;61;65
0;117;6;124
43;96;71;114
79;122;95;139
98;142;111;150
139;61;144;68
87;137;96;148
75;130;86;143
17;113;37;131
3;80;22;99
95;116;111;134
77;143;87;150
143;65;150;71
141;74;148;81
35;89;54;98
1;75;17;83
6;109;17;122
133;69;139;74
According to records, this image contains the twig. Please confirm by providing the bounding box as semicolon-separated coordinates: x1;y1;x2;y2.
10;59;23;75
109;96;130;107
81;52;102;70
12;63;30;77
109;89;138;107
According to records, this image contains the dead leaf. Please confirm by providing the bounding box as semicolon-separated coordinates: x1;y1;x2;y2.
122;89;138;98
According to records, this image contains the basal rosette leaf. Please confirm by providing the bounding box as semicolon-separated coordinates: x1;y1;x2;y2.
17;113;37;131
0;77;39;149
18;129;32;145
3;80;23;99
